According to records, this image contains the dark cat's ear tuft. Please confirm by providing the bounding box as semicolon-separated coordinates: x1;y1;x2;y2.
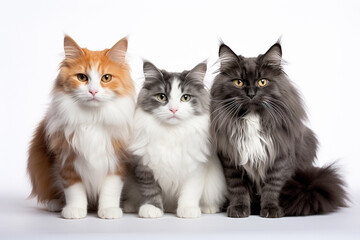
64;35;84;59
186;62;207;82
107;36;128;62
143;61;163;81
219;44;240;72
262;43;282;66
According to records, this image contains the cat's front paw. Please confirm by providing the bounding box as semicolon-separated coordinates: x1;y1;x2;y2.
139;204;164;218
201;205;220;214
260;204;284;218
227;204;250;218
98;207;123;219
177;206;201;218
61;206;87;219
47;199;64;212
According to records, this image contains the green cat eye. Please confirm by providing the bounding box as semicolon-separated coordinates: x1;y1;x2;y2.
77;74;88;82
181;94;191;102
156;93;168;102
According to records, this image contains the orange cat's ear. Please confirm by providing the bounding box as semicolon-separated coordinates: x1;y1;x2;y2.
107;37;128;62
64;35;84;59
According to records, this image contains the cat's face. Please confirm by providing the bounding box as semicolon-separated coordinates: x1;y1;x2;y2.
55;36;134;107
211;42;302;128
138;61;209;125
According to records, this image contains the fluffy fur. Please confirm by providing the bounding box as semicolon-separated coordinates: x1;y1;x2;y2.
27;36;135;219
210;41;347;217
122;61;227;218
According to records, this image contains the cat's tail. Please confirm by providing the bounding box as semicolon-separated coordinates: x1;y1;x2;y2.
279;164;348;216
27;120;61;204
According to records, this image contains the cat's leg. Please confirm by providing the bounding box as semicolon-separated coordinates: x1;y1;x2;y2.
98;174;124;219
260;156;290;218
61;182;88;219
176;167;205;218
219;152;251;218
134;162;164;218
60;159;87;219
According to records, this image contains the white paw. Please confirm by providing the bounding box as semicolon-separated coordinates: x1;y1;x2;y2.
61;206;87;219
47;199;64;212
98;207;123;219
201;205;220;214
177;206;201;218
139;204;163;218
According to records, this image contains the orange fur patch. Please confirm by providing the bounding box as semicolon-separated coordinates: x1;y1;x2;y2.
55;48;134;97
27;120;62;203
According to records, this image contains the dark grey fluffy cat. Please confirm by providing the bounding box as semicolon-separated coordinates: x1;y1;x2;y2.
210;42;347;217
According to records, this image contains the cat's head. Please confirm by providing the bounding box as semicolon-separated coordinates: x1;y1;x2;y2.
211;42;305;130
55;35;134;107
138;61;209;125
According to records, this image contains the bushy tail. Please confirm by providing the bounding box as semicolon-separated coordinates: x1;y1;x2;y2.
27;120;60;203
280;165;347;216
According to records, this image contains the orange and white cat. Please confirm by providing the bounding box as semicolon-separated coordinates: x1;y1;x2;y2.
27;36;135;219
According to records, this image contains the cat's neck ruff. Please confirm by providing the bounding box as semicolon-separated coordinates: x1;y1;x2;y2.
234;112;275;183
46;92;135;139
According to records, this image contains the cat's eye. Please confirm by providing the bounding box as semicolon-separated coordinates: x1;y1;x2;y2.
181;94;191;102
156;94;168;102
101;74;112;83
258;79;268;87
77;74;88;82
234;79;244;87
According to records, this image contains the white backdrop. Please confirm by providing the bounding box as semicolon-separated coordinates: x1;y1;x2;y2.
0;0;359;238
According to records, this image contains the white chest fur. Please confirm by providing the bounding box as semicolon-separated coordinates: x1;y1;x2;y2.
131;109;211;203
46;93;135;200
233;113;275;185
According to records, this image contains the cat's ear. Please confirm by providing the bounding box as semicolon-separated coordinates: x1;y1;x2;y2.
107;37;128;62
186;62;207;82
219;44;240;72
262;43;282;66
64;35;84;59
143;61;163;80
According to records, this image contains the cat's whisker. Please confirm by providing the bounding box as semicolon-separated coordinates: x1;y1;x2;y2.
210;100;238;116
211;101;238;128
214;103;239;136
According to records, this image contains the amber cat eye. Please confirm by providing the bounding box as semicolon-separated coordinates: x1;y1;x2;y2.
258;79;268;87
101;74;112;83
77;74;88;82
156;93;168;102
234;79;244;87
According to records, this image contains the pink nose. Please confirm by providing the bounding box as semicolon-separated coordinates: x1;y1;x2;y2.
170;108;178;114
89;89;98;96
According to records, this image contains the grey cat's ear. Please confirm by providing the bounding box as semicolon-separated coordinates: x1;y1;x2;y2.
143;61;163;80
262;43;282;66
186;62;207;82
107;37;128;62
64;35;84;59
219;44;240;72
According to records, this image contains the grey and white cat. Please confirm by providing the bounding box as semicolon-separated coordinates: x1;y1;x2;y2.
123;61;226;218
210;42;347;217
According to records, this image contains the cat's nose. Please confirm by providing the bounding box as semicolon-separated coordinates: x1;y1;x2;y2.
169;108;178;114
89;89;98;96
247;89;256;99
